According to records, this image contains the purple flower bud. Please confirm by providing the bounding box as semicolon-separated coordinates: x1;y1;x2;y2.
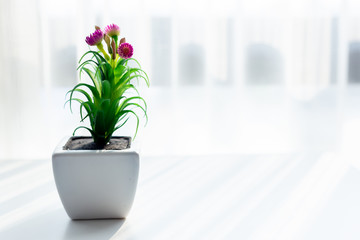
117;42;133;59
104;34;112;54
104;24;120;38
85;29;104;46
111;39;116;60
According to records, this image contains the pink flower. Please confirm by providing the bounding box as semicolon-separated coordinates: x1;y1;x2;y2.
104;24;120;37
85;29;103;46
117;42;133;59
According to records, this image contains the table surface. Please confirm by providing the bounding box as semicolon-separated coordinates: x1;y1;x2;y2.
1;154;360;240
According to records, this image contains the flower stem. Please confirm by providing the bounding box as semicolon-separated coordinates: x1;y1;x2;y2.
97;43;110;61
113;35;118;51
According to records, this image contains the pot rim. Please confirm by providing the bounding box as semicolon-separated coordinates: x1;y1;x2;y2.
53;136;140;156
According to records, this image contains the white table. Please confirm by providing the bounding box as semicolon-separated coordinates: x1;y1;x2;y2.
1;153;360;240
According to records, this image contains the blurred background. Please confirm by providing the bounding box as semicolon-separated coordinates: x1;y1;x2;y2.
1;0;360;159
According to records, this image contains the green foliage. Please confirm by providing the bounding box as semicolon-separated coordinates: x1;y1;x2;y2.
66;50;149;148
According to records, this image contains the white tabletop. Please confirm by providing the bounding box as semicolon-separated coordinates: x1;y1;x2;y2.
1;153;360;240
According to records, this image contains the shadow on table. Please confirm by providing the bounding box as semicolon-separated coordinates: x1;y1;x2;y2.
64;218;125;240
0;208;125;240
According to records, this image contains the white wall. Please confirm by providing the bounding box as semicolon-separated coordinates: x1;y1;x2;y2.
1;0;360;159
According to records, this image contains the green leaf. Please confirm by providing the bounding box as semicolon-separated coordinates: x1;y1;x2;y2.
113;117;130;132
115;69;149;90
73;126;95;136
114;64;127;82
79;101;96;126
119;58;142;68
124;102;148;123
94;110;106;135
101;80;111;99
131;68;150;87
77;59;98;70
79;50;106;64
81;67;101;93
64;97;83;112
118;110;140;139
118;96;147;113
67;83;100;114
72;88;93;103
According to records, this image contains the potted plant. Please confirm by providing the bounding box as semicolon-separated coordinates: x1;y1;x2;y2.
52;24;149;220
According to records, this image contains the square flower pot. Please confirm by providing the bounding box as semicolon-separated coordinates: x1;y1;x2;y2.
52;136;139;220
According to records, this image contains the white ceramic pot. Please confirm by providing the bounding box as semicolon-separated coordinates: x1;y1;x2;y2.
52;136;139;220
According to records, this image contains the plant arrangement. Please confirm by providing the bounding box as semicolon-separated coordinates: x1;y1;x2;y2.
66;24;149;148
53;23;147;220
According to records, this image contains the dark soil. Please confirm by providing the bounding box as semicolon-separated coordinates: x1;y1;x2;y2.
63;136;131;150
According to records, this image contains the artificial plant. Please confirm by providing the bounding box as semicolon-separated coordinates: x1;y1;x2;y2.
66;24;149;148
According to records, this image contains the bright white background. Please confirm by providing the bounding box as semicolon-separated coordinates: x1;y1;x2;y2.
3;1;360;239
1;0;360;159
